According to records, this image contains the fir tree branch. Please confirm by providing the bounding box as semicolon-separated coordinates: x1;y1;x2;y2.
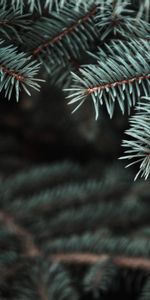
0;210;40;257
38;261;79;300
0;161;149;298
139;277;150;300
0;0;61;13
51;253;150;271
0;6;31;42
0;40;43;101
66;40;150;119
120;97;150;180
96;0;150;40
45;230;150;259
0;160;81;201
22;2;98;71
136;0;150;22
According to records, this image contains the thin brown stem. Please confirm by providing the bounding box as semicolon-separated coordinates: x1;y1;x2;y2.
1;65;24;81
0;211;40;257
51;253;150;271
86;74;150;95
33;6;97;56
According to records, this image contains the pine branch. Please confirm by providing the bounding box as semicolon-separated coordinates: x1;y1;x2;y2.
96;0;150;40
0;6;31;42
46;57;81;88
0;210;40;257
83;260;118;297
121;97;150;180
0;160;81;201
0;0;61;13
0;40;42;101
139;277;150;300
66;40;150;119
0;161;149;298
38;261;79;300
52;253;150;271
45;227;150;257
22;2;98;72
136;0;150;22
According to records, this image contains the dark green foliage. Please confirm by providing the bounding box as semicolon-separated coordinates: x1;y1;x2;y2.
38;261;79;300
139;277;150;300
0;40;42;101
121;97;150;180
96;1;150;40
67;40;150;118
22;3;98;72
0;6;31;41
0;1;150;299
83;261;119;298
0;0;59;13
0;159;149;299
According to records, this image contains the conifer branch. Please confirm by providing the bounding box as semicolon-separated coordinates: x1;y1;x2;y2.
66;40;150;119
139;277;150;300
121;97;150;180
22;2;98;71
0;0;61;13
51;253;150;271
33;6;97;56
0;210;40;257
136;0;150;22
0;161;149;298
96;0;150;40
0;40;42;101
0;6;31;42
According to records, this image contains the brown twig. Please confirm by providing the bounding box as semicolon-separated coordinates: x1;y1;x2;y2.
33;6;97;56
86;74;150;95
1;65;24;81
51;253;150;271
0;211;40;257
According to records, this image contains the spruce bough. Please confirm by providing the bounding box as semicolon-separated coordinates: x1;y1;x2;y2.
0;0;150;179
0;159;150;300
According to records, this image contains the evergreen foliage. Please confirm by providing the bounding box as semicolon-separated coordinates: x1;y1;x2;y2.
0;0;150;179
1;2;150;298
121;97;150;180
0;160;149;299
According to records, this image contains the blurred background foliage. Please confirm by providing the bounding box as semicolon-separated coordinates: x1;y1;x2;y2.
0;78;150;300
